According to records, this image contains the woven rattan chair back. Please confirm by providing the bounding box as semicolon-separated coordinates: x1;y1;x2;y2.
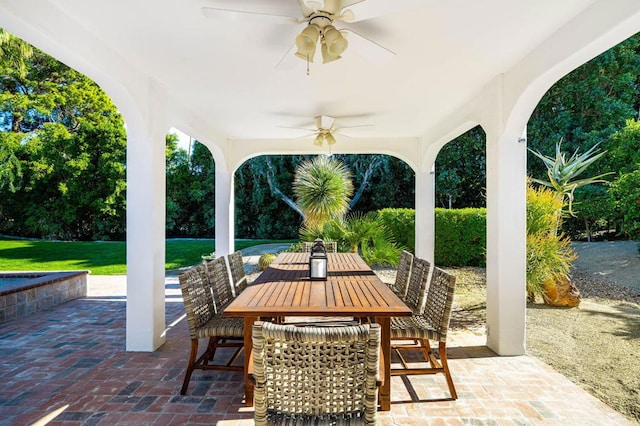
227;251;248;295
204;257;234;312
423;267;457;342
252;321;380;425
392;250;414;298
178;263;244;395
178;265;215;339
302;241;337;253
389;265;458;400
402;257;431;314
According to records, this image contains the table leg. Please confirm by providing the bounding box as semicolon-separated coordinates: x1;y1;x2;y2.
376;316;391;411
243;316;258;407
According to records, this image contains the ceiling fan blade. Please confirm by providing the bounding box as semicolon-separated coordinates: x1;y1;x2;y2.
302;1;324;13
277;125;317;132
336;124;375;131
201;7;301;24
202;0;302;17
337;9;356;22
340;0;423;23
275;43;306;70
342;29;395;64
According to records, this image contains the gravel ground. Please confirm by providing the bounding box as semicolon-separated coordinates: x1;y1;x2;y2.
439;245;640;423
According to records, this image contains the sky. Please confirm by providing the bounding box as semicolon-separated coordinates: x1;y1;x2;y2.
169;127;192;152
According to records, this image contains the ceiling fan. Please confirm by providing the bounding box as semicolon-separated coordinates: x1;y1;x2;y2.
200;0;405;65
280;115;374;146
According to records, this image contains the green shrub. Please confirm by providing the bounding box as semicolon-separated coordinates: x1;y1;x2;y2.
435;208;486;266
258;253;277;270
526;184;576;300
299;212;402;266
377;207;487;266
610;169;640;239
376;208;415;252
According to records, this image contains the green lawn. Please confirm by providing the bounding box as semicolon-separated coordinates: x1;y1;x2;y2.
0;239;294;275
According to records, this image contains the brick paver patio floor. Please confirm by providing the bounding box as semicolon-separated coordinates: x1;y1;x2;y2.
0;275;633;425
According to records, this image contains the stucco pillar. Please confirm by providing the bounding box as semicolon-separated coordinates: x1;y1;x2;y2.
125;125;167;352
215;167;234;256
485;126;527;355
415;163;436;264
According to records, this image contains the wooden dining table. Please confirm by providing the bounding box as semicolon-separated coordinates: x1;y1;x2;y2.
223;252;412;411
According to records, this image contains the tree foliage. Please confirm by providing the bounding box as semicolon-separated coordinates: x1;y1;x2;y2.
0;30;127;240
435;126;486;209
233;154;415;239
166;138;216;237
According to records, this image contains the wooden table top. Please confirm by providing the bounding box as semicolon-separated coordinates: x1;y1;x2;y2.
262;252;372;273
224;252;411;318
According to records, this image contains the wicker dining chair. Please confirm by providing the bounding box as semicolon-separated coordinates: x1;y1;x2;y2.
390;266;458;400
389;250;414;299
227;251;248;295
252;321;381;425
178;263;244;395
402;257;431;314
203;256;236;310
302;241;338;253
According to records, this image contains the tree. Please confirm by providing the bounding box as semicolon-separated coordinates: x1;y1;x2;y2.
528;34;640;180
0;132;22;192
234;154;414;239
235;155;306;239
435;126;486;208
0;29;127;240
609;170;640;239
0;28;33;79
606;119;640;238
166;138;217;237
293;156;353;230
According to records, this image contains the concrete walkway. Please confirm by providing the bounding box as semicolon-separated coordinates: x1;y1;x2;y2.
572;241;640;293
87;243;293;298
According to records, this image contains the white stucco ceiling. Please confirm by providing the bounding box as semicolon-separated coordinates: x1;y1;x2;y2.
0;0;638;146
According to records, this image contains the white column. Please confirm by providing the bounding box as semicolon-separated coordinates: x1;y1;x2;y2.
485;127;527;355
415;166;435;264
125;125;166;352
215;167;234;256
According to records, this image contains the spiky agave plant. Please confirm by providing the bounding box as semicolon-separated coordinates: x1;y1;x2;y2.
293;156;353;230
529;140;613;217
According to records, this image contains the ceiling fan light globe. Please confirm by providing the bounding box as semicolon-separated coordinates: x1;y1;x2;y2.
296;24;320;53
314;134;324;146
325;133;337;145
321;43;341;63
323;26;348;56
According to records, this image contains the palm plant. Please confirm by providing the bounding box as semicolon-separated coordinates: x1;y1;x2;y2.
300;212;401;266
293;156;353;230
528;140;612;217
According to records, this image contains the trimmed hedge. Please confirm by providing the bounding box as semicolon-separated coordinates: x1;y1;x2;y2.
377;207;486;267
435;208;486;266
376;208;415;252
